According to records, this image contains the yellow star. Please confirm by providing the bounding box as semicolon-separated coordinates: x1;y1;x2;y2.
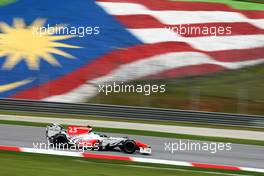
0;18;81;70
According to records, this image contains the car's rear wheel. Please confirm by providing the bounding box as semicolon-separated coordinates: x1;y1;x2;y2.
121;140;136;154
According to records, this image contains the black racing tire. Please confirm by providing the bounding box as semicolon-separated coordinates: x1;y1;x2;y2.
53;134;68;148
121;140;137;154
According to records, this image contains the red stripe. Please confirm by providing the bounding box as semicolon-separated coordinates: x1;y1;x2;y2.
97;0;233;11
116;15;263;37
192;162;241;171
96;0;264;19
82;152;131;161
242;10;264;19
168;23;264;37
0;145;21;152
149;64;226;79
207;47;264;62
11;42;263;100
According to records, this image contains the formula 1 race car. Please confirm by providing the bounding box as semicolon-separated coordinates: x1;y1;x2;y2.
46;124;151;154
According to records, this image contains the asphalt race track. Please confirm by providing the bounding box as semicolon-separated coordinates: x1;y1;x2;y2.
0;124;264;168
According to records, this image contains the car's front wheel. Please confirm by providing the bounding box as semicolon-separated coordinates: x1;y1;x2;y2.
120;140;137;154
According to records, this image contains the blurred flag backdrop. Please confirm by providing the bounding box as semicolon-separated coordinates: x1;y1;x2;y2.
0;0;263;102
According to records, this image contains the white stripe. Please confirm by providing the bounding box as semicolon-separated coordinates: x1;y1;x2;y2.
131;157;191;167
44;52;264;102
240;167;264;173
21;147;83;157
131;157;192;166
97;2;147;15
129;29;264;51
44;84;98;102
249;19;264;30
96;2;264;29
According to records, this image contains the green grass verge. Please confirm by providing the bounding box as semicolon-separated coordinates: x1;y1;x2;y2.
1;110;264;132
174;0;264;10
0;151;260;176
89;65;264;116
1;119;264;146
